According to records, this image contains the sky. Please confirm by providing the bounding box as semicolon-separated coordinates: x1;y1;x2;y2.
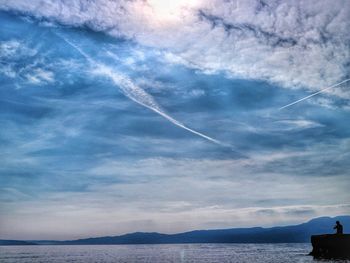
0;0;349;240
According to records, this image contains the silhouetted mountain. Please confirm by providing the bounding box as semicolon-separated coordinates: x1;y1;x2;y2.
0;240;37;246
3;215;349;245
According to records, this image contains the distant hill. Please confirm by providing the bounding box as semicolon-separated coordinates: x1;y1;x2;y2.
2;215;349;245
0;240;36;246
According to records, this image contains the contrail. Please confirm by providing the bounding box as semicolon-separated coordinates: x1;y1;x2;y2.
57;34;93;63
279;78;350;110
58;34;224;146
93;65;224;145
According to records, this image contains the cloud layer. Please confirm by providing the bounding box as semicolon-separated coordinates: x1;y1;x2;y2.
0;2;349;239
1;0;349;95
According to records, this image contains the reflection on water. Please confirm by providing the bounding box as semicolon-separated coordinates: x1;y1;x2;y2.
0;243;348;263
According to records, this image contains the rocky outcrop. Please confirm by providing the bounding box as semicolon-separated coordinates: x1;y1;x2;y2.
310;234;350;259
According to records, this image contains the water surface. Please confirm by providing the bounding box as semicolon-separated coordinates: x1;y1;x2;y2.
1;243;348;263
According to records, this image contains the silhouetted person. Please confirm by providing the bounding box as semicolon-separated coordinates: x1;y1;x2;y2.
333;221;343;234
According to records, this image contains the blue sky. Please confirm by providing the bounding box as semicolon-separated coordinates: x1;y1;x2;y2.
0;0;349;240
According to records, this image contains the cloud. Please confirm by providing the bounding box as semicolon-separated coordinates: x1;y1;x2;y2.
248;138;350;177
25;68;55;84
0;40;21;57
1;190;349;239
273;119;324;131
1;0;349;97
0;38;56;86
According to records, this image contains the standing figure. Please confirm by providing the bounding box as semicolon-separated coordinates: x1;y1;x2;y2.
333;221;343;234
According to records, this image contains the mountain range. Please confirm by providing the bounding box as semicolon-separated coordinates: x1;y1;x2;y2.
1;215;349;245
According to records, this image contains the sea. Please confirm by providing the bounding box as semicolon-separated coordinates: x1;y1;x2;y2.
0;243;349;263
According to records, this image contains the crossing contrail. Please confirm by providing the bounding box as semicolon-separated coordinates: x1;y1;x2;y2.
279;78;350;110
57;34;225;146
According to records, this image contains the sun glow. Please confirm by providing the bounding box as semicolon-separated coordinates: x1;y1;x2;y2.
147;0;200;21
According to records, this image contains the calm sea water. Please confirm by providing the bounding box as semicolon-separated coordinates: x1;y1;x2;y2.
0;243;348;263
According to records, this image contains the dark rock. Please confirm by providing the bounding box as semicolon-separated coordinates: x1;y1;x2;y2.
310;234;350;259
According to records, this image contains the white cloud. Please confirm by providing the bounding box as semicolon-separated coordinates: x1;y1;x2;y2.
0;39;55;84
274;119;324;131
0;39;36;58
0;0;349;97
25;68;55;84
0;40;21;57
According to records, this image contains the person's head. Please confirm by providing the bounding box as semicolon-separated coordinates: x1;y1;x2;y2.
336;221;340;224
